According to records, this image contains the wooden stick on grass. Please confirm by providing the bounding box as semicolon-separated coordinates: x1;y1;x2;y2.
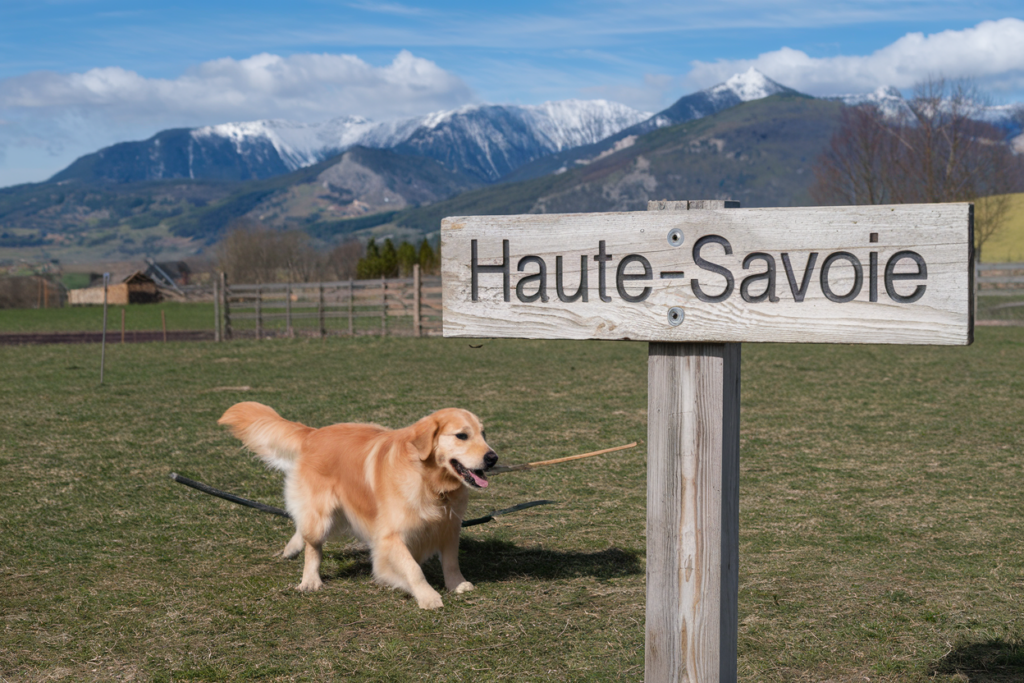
489;442;638;474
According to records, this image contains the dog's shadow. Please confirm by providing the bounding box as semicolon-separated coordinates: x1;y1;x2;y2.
929;635;1024;682
320;537;642;584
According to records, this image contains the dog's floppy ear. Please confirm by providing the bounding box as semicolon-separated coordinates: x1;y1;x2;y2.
407;414;440;461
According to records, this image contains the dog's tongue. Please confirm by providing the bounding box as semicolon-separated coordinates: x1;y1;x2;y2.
469;470;489;488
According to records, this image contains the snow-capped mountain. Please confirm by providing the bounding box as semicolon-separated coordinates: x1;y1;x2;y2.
388;100;650;182
47;70;798;186
830;86;915;119
52;100;651;185
192;116;387;171
197;99;651;183
502;68;800;183
637;68;798;134
829;85;1023;148
832;85;1022;127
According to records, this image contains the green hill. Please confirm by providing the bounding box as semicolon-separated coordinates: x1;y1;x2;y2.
0;147;480;264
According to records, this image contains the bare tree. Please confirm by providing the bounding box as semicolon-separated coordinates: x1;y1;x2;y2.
812;78;1024;261
810;104;900;205
217;219;324;283
278;231;323;283
324;240;362;280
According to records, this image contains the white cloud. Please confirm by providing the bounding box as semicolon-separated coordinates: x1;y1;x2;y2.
580;73;683;112
685;18;1024;96
0;50;474;122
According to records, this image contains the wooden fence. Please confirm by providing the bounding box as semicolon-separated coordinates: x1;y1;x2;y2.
214;265;442;340
0;275;67;309
975;262;1024;325
192;262;1024;335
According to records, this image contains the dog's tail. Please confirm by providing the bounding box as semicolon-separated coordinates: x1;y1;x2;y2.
218;402;313;473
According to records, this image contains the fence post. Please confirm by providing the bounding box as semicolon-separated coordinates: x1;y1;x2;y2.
413;264;422;338
161;309;167;342
255;285;262;341
286;283;293;337
222;273;232;340
121;308;126;344
381;276;387;336
348;278;354;336
213;275;221;342
319;282;326;338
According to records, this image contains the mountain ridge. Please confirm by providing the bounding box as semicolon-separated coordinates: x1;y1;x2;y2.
50;99;652;186
500;68;800;182
392;94;842;234
42;69;801;189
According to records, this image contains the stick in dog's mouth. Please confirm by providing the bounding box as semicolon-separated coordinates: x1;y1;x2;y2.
451;459;489;488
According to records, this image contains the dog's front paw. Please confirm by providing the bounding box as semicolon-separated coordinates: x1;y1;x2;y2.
282;535;305;559
453;581;474;594
297;577;323;592
416;590;444;609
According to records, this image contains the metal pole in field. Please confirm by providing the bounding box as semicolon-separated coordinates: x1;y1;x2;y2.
99;273;109;385
286;283;292;337
413;264;422;337
255;285;262;341
213;275;221;342
318;282;326;338
222;272;232;340
348;278;354;336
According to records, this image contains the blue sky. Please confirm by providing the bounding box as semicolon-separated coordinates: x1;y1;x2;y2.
1;0;1023;187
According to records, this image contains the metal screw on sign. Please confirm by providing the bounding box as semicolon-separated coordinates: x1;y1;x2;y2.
668;307;685;326
667;228;684;247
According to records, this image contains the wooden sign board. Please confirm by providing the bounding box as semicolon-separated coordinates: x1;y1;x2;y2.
441;204;973;345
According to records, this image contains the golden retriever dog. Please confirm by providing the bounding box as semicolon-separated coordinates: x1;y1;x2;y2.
218;402;498;609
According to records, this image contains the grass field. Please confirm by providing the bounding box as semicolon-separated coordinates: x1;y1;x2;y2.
978;294;1024;323
0;302;216;334
2;332;1023;681
0;302;423;337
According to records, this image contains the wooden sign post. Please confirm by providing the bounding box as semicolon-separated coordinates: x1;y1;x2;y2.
441;200;973;682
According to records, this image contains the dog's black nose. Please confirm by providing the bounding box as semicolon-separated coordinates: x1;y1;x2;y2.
483;451;498;469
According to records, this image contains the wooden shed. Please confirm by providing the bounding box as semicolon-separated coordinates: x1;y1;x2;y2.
69;271;162;306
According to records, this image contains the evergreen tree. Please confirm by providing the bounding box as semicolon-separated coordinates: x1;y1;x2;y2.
380;239;399;278
418;239;437;274
397;241;417;276
356;238;381;279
